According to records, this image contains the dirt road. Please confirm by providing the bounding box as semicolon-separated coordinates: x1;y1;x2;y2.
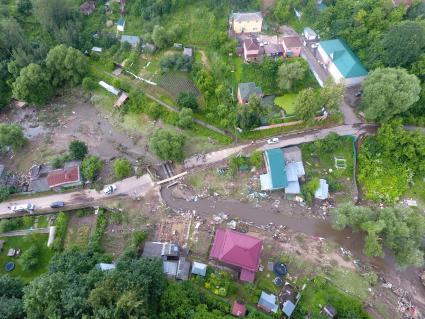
0;175;154;218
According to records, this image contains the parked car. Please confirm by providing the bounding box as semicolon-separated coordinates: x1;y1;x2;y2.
50;201;65;209
267;137;280;144
103;184;117;195
10;203;34;212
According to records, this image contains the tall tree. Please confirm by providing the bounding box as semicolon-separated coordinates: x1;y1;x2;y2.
295;88;320;123
278;60;307;92
361;68;421;122
12;63;52;105
0;124;26;153
236;95;263;131
382;21;425;67
150;130;185;162
319;80;345;113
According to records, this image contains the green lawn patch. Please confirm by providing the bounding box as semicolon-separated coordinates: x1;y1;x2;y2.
0;234;53;282
37;216;49;228
157;71;200;99
274;94;297;115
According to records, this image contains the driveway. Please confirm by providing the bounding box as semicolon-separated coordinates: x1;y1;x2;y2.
0;175;154;218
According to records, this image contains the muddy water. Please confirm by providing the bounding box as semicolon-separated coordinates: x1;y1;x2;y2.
161;186;425;309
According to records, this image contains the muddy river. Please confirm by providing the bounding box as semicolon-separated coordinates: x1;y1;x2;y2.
161;186;425;309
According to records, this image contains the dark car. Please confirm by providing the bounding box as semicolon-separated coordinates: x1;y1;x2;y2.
50;201;65;209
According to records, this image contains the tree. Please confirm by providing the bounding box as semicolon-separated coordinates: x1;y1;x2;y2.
12;63;52;105
113;158;132;179
361;68;421;122
319;80;345;113
0;124;26;153
0;296;24;319
82;77;97;91
152;25;170;49
410;53;425;80
0;187;11;203
278;60;307;92
150;130;185;162
46;45;87;88
407;1;425;20
382;21;425;68
68;140;88;160
20;245;40;271
0;275;24;299
81;156;103;182
236;95;263;131
16;0;32;15
249;151;263;169
176;91;198;110
295;88;320;123
176;108;194;128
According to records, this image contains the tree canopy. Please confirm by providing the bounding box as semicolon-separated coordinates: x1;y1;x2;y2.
113;158;133;180
150;130;185;162
295;88;320;123
278;60;308;92
69;140;88;160
360;68;421;122
0;124;26;153
236;95;263;131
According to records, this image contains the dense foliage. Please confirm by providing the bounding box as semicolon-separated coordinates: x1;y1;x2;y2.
0;124;26;153
150;130;185;162
358;120;425;202
81;156;103;182
0;275;25;319
68;140;88;160
113;158;133;180
332;203;425;267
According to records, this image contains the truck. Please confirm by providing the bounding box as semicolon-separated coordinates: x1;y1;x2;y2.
10;203;35;212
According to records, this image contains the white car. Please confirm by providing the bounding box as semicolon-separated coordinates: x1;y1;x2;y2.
10;203;35;212
103;184;117;195
267;138;280;145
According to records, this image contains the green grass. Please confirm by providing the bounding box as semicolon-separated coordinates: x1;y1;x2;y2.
274;94;298;115
37;216;49;228
0;234;53;282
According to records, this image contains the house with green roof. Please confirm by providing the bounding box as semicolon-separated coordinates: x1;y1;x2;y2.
318;39;368;86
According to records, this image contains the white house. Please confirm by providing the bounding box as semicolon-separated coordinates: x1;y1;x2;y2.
317;39;368;86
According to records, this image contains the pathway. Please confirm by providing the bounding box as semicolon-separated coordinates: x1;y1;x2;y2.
0;228;49;237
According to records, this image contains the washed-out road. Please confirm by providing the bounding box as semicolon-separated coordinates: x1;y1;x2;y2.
0;175;154;218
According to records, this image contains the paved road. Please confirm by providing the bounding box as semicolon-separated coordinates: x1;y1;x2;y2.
0;175;154;218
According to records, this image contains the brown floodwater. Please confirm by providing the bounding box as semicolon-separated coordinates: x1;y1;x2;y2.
161;186;425;310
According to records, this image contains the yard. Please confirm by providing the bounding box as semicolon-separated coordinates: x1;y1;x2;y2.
0;234;53;282
64;210;96;249
274;94;297;115
157;71;200;99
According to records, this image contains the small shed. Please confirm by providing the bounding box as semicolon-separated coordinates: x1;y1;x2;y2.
191;261;207;276
258;291;278;313
117;18;125;32
163;261;178;277
231;300;246;317
315;179;329;200
321;304;337;318
91;47;103;53
176;257;190;280
183;47;193;58
114;93;128;108
97;263;116;271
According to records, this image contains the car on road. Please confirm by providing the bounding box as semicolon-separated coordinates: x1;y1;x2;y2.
103;184;117;195
267;137;280;144
50;201;65;209
10;203;35;212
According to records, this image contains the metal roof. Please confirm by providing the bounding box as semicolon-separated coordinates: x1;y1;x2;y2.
258;291;278;313
231;12;262;23
163;261;178;277
121;35;140;47
265;149;288;189
319;39;367;78
315;179;329;199
282;300;296;317
191;261;207;276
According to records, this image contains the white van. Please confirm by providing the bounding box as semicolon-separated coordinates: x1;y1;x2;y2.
10;203;35;212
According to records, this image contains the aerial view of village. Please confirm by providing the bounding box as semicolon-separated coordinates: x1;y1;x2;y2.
0;0;425;318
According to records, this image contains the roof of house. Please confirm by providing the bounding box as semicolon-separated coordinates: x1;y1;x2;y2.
258;291;278;313
264;43;284;55
319;39;368;78
210;228;262;272
282;36;302;49
183;47;193;57
163;261;178;277
243;38;260;51
47;166;81;188
192;261;207;276
265;149;288;189
231;12;262;23
176;257;190;280
97;263;116;271
142;242;180;258
80;1;95;14
282;300;296;317
315;179;329;199
231;301;247;317
238;82;262;101
283;146;302;162
120;35;140;46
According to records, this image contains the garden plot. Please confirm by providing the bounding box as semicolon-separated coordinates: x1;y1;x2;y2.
157;71;200;99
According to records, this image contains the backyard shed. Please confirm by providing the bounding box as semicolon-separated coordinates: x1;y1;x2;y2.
191;261;207;276
176;257;190;280
163;261;178;277
183;47;193;57
258;291;279;313
117;18;125;31
315;179;329;200
99;81;120;96
91;47;102;53
142;242;180;259
231;300;246;317
114;93;128;108
97;263;116;271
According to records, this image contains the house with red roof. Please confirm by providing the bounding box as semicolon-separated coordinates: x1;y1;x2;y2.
231;300;246;317
47;166;82;191
210;228;263;282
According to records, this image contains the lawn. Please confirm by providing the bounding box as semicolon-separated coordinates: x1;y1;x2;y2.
0;234;53;282
157;71;200;99
274;94;298;115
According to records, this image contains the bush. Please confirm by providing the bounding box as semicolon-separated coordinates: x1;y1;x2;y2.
113;158;132;180
81;156;103;182
69;140;88;160
149;130;185;162
249;151;263;169
132;230;148;248
176;108;194;128
82;77;97;91
51;154;71;169
20;245;40;271
176;91;198;110
88;209;108;252
302;178;320;204
0;218;24;233
0;187;11;203
146;102;164;120
52;212;70;252
158;54;192;72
